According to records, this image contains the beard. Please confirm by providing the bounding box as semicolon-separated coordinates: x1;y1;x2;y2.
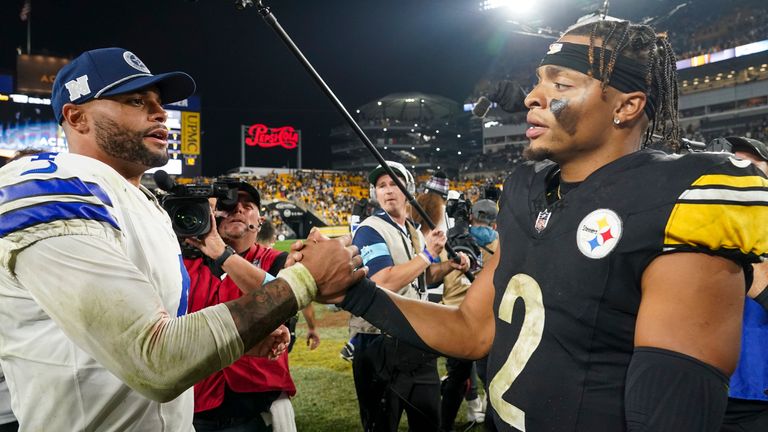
94;117;169;168
523;145;554;162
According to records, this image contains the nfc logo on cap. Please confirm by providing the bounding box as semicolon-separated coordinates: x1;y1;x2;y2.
123;51;151;73
65;75;91;101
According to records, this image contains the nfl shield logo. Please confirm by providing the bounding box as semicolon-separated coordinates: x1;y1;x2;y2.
535;209;551;233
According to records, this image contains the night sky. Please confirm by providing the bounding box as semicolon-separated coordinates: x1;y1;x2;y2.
0;0;700;175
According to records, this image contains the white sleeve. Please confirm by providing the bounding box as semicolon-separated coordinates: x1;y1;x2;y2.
14;235;244;402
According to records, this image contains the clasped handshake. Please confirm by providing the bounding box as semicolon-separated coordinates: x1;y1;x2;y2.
287;228;367;304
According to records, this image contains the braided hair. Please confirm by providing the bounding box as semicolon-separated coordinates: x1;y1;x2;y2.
565;19;681;149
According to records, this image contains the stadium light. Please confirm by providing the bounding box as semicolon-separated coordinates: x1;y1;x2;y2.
479;0;536;17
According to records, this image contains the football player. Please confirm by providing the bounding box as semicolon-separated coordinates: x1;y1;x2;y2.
333;17;768;431
0;48;363;430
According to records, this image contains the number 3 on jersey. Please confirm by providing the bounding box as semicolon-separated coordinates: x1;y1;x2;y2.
489;273;545;431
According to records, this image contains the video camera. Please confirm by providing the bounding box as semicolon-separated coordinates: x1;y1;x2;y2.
445;191;482;272
153;170;241;238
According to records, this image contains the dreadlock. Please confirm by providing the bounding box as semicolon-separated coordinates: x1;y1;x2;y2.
566;20;681;150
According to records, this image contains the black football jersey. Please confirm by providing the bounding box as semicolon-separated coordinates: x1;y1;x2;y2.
486;149;768;431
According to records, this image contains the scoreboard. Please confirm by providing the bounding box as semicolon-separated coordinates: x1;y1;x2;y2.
0;91;202;177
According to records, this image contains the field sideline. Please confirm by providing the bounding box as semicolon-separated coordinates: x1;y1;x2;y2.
275;239;485;431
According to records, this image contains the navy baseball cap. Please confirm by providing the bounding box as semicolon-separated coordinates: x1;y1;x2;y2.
51;47;196;123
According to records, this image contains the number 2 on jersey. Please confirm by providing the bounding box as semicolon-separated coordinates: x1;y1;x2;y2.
489;273;545;431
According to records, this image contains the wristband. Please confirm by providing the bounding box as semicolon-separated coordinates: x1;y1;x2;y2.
422;247;439;264
214;245;236;268
417;252;431;266
754;286;768;312
277;263;318;310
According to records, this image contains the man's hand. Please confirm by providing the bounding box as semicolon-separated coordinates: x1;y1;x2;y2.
284;239;306;267
184;213;228;259
449;251;470;273
244;324;290;359
284;228;325;267
424;228;447;258
306;328;321;350
300;234;366;304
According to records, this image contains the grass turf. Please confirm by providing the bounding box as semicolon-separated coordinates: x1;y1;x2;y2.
289;306;485;431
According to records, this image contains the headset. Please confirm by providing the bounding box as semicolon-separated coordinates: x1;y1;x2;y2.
369;161;416;202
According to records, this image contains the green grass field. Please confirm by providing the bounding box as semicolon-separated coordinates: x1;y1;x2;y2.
273;240;485;431
290;306;485;432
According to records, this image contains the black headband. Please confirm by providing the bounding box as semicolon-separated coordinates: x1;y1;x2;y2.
540;42;656;121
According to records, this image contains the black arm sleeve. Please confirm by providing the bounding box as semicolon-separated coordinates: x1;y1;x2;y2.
625;347;729;432
268;252;289;276
338;278;442;356
754;286;768;312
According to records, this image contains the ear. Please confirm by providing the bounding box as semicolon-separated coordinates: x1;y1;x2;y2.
61;103;89;134
613;91;647;124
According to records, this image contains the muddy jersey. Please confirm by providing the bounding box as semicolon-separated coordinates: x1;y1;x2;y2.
486;149;768;431
0;152;242;431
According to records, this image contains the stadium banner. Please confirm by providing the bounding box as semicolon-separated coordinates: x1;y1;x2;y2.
16;54;69;94
181;112;201;155
316;226;351;237
240;123;302;169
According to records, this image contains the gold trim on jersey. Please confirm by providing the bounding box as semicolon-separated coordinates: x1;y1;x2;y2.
688;174;768;189
664;174;768;257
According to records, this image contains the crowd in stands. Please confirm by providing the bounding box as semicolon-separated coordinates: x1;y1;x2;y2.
665;2;768;61
167;169;502;233
229;170;370;228
459;144;525;177
684;115;768;144
465;1;768;106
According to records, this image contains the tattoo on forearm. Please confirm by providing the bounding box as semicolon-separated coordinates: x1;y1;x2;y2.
225;278;298;349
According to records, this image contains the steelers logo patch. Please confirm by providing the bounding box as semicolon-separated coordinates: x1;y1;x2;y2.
576;209;623;259
123;51;151;73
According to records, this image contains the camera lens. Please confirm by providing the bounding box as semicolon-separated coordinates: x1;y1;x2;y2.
172;203;209;237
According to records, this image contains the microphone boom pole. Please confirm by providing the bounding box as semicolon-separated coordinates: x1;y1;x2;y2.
240;0;473;281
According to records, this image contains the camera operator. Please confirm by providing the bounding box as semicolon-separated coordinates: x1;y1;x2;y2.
0;47;363;431
469;199;499;270
256;218;321;354
422;172;450;302
721;136;768;432
350;161;468;432
411;193;480;431
184;183;314;432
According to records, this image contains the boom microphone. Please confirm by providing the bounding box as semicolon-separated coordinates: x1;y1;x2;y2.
472;80;527;118
472;96;493;118
153;170;176;192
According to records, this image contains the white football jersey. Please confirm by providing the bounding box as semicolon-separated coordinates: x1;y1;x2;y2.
0;152;197;431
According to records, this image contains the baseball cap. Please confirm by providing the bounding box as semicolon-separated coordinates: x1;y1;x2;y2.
51;47;196;123
237;182;261;208
472;199;498;223
368;161;413;185
724;136;768;162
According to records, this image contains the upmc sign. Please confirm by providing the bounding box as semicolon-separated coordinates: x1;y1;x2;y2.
244;124;299;149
